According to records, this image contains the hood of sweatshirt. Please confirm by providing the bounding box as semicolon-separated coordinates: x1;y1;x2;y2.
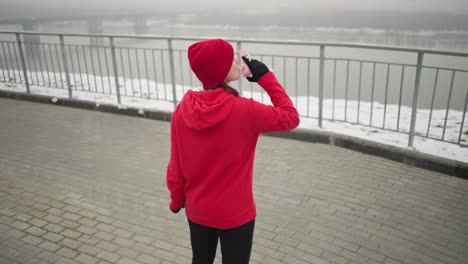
178;88;235;131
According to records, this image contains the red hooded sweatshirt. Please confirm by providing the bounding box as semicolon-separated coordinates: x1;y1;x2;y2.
167;72;299;229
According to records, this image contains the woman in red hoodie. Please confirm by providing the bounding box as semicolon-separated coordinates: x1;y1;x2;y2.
167;39;299;264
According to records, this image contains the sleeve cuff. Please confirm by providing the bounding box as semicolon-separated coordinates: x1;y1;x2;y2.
257;72;277;86
169;199;185;211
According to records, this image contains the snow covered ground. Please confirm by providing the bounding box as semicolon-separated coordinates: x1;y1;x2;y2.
1;69;467;164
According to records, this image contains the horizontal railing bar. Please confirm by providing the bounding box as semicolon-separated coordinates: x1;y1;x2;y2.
0;41;171;53
327;58;468;73
2;30;468;57
423;65;468;73
251;53;320;60
326;58;416;67
424;136;459;143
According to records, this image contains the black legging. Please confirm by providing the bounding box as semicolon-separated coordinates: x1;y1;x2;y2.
188;218;255;264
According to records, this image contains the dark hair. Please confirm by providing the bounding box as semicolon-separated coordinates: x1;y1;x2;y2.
209;82;240;97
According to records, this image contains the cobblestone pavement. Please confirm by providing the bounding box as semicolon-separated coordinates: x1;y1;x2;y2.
1;97;467;264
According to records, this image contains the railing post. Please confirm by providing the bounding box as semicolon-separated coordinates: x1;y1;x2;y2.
408;52;424;147
168;39;178;110
318;45;325;128
59;35;73;99
458;89;468;146
109;37;121;104
15;33;30;93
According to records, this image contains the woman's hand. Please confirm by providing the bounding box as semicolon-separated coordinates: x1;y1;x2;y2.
171;205;185;214
242;56;270;82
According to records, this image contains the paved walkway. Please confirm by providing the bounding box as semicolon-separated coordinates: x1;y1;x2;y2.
0;97;467;264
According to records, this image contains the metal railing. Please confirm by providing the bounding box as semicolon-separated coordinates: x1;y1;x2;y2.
0;31;467;148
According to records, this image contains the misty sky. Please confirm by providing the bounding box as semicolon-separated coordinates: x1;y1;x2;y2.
1;0;468;15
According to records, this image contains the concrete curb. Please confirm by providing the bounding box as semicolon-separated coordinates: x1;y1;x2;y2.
266;129;468;179
1;90;467;179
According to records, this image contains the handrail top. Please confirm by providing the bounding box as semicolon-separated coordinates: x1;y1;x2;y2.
1;30;468;57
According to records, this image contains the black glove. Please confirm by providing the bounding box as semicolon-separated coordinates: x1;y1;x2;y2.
171;205;184;214
242;56;270;82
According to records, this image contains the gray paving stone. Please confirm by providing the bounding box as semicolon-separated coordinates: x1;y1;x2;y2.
61;229;82;239
359;246;387;263
321;250;350;264
44;223;65;233
44;214;63;224
35;196;51;204
50;201;66;208
96;223;116;233
76;225;98;235
173;246;192;258
296;242;323;257
38;240;61;252
3;232;22;246
132;234;154;245
111;221;134;230
96;215;115;224
59;219;80;229
26;226;47;237
0;246;22;261
14;253;42;264
58;238;83;249
29;217;48;227
94;231;116;241
282;254;310;264
303;253;330;264
332;238;360;252
153;249;178;262
74;253;99;264
11;220;31;230
114;237;136;247
97;261;113;264
0;225;10;239
63;198;82;206
114;228;134;239
56;247;79;259
340;249;369;263
116;257;143;264
273;234;300;247
0;216;15;225
42;232;64;243
0;208;16;217
56;258;80;264
96;240;119;252
63;205;81;213
21;234;43;246
152;240;176;252
97;250;121;263
36;250;62;263
78;243;102;255
47;208;65;216
15;240;43;256
78;210;98;219
133;242;156;254
78;217;98;227
0;256;16;264
137;253;161;264
62;212;81;222
116;247;140;259
78;234;101;245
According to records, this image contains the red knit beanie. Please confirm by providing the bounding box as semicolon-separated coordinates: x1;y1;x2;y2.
188;39;234;90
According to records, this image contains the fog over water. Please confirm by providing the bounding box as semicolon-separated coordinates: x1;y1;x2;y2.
1;0;468;47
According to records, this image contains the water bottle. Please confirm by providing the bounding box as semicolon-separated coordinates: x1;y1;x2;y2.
238;49;253;78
